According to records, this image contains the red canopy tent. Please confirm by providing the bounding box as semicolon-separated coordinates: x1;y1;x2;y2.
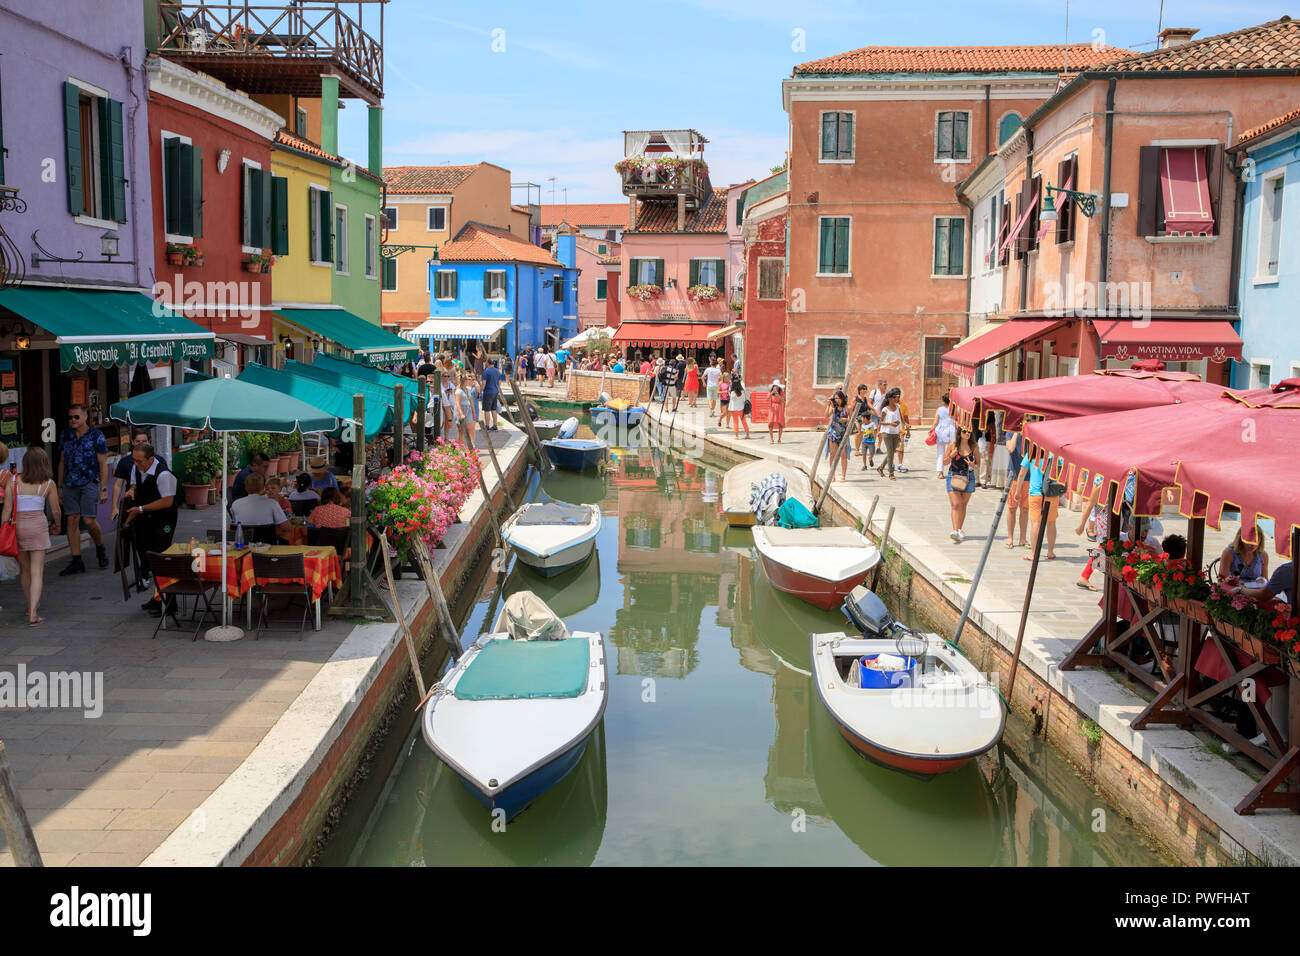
951;368;1223;433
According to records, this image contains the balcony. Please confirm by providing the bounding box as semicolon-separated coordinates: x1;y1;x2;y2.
619;130;711;208
157;2;385;104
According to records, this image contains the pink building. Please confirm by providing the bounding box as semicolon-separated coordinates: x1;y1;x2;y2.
572;231;621;329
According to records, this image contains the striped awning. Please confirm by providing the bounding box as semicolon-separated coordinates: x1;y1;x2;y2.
403;317;511;341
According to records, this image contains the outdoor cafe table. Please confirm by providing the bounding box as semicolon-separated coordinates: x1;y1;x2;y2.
155;543;343;631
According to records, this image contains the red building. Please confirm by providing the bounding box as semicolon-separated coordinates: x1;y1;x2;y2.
145;56;283;372
738;169;788;397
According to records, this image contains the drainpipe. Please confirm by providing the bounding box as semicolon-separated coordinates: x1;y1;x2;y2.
984;84;991;157
1018;127;1034;314
512;264;520;359
119;47;143;291
1094;78;1117;371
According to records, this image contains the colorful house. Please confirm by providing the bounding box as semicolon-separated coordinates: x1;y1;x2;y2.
411;223;577;357
1230;107;1300;389
739;170;789;390
781;40;1131;425
613;130;734;362
951;20;1300;388
572;231;621;329
539;203;629;244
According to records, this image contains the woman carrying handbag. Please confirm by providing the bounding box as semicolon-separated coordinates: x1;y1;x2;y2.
942;426;979;543
1;447;62;625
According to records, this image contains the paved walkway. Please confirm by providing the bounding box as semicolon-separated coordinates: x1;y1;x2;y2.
0;426;525;866
632;397;1300;865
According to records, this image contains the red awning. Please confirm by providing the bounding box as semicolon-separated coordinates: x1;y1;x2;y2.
951;370;1227;433
1093;319;1242;363
942;318;1064;377
613;322;722;347
1160;147;1214;236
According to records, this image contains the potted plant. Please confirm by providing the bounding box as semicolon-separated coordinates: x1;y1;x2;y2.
243;251;276;274
276;431;301;472
1205;583;1281;665
180;441;221;508
626;284;663;302
687;284;721;303
241;431;278;474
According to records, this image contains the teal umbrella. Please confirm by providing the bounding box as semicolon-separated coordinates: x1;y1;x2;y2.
110;377;340;641
237;362;392;441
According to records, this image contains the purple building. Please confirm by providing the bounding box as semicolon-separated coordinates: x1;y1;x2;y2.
0;0;213;472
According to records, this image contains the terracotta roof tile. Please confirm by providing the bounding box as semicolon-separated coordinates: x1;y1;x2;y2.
1094;17;1300;72
382;164;483;194
793;43;1132;75
1235;105;1300;149
575;235;620;258
437;222;559;268
627;188;728;234
538;203;629;229
273;128;382;184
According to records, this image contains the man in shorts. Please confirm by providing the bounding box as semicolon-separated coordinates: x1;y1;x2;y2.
56;404;110;575
1004;430;1030;548
703;358;722;414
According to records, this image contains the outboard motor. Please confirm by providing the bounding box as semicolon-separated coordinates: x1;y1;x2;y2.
525;401;539;421
841;584;896;638
598;391;613;406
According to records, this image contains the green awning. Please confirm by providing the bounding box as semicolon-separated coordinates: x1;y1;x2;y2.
237;362;392;441
275;308;418;366
313;352;420;393
283;360;420;422
0;287;215;372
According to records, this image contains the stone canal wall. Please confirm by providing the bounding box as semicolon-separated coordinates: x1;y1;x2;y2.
643;401;1300;868
143;431;529;867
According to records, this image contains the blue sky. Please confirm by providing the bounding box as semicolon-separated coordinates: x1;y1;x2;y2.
336;1;1285;205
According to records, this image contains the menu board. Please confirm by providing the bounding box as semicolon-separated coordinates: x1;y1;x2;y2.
0;359;16;439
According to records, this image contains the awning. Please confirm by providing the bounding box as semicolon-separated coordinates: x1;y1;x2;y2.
0;287;215;372
290;355;421;420
942;318;1064;377
274;307;418;366
217;333;273;347
237;362;393;440
613;322;724;347
1161;147;1214;236
1093;319;1242;363
707;323;743;342
402;317;510;341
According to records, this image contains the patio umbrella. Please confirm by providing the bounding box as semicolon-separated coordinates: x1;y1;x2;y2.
951;368;1227;433
561;326;616;350
110;376;339;640
237;362;392;441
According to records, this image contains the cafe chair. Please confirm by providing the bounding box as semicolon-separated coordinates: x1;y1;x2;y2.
291;498;317;518
250;552;311;641
308;525;350;558
145;551;221;641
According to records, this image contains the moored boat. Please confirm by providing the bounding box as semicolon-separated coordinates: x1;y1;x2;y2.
751;525;880;610
501;502;601;577
721;460;813;527
589;403;646;432
421;592;608;821
810;630;1004;777
531;419;566;441
543;438;608;471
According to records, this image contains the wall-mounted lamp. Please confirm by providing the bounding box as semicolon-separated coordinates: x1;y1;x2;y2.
217;149;232;174
1041;184;1100;221
15;334;30;350
100;231;120;258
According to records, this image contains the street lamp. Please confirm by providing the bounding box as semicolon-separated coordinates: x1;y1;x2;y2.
100;231;121;258
1041;184;1101;221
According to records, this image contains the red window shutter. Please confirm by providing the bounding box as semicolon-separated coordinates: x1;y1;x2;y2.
1136;145;1163;236
999;201;1010;266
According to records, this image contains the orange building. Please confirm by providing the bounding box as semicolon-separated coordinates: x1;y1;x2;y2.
781;42;1130;425
945;19;1300;385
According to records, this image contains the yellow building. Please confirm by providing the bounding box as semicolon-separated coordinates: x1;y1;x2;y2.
379;163;534;330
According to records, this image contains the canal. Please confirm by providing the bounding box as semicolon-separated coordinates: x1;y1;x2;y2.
320;414;1171;866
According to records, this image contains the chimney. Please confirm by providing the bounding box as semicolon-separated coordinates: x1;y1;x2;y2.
1158;27;1198;48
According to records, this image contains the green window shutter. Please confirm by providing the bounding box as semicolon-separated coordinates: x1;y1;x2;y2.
449;272;458;299
954;112;968;159
63;82;83;215
187;144;203;237
243;169;257;246
950;219;964;274
381;256;396;291
259;168;272;249
713;258;726;290
270;175;288;255
483;271;492;299
688;259;700;287
937;112;952;159
835;218;849;272
99;97;126;222
819;218;833;272
838;113;853;160
821;113;836;159
627;258;639;284
654;259;664;286
318;189;333;263
934;219;946;274
596;278;607;299
163;137;181;235
598;243;607;255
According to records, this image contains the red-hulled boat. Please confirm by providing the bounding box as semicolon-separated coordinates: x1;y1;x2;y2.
751;526;880;610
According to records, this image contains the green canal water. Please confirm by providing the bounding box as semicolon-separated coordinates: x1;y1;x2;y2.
327;417;1171;866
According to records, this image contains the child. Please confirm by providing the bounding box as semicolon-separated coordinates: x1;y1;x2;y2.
264;476;286;507
717;370;731;429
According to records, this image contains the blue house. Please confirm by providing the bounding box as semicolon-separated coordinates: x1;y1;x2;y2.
1230;109;1300;390
412;222;578;358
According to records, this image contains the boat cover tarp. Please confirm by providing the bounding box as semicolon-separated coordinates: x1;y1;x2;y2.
514;503;595;526
454;638;590;700
763;526;864;548
776;497;819;530
751;472;787;525
499;590;570;641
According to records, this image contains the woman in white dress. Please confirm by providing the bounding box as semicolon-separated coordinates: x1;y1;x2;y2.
933;391;958;478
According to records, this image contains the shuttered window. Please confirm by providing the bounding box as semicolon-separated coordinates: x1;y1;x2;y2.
63;82;126;221
757;258;783;299
596;278;607;300
382;206;397;229
933;218;965;275
936;111;970;161
1137;144;1223;237
1259;174;1285;278
630;258;663;286
815;337;848;386
309;187;332;264
998;199;1011;266
483;270;507;301
334;205;348;273
553;276;564;303
689;258;725;289
1055;156;1077;244
818;216;850;274
820;112;854;161
381;256;397;291
270;175;288;255
242;164;272;249
0;67;6;185
435;270;457;299
365;215;376;278
162;136;203;238
427;206;447;231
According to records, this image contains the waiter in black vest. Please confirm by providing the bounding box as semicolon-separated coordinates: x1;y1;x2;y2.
121;443;179;615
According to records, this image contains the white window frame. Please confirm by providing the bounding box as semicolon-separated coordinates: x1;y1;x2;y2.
434;269;458;301
426;206;447;232
160;129;194;245
595;278;607;301
757;257;784;300
931;215;966;279
934;109;972;164
818;109;856;164
295;105;308;136
364;214;377;279
816;215;852;277
1250;359;1273;390
636;260;659;286
484;269;508;302
308;183;330;267
334;203;349;276
68;77;109;224
813;335;849;388
1255;168;1285;284
240;159;264;254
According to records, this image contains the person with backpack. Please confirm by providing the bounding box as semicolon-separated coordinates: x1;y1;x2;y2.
728;371;750;438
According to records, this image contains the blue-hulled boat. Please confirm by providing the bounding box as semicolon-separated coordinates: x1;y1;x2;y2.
421;593;608;821
589;404;646;432
543;438;608;471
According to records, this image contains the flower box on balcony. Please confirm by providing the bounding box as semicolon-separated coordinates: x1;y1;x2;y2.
1213;621;1282;666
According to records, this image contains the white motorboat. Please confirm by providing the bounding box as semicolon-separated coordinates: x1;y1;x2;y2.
752;525;880;610
501;502;601;577
721;460;813;527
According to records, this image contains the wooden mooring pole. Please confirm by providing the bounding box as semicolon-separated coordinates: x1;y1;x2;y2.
0;740;41;866
1006;494;1053;702
872;505;895;591
508;370;551;472
411;537;463;666
481;425;516;513
378;532;427;701
813;400;864;517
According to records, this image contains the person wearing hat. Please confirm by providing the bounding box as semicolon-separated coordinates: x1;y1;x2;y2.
768;380;786;443
309;455;339;493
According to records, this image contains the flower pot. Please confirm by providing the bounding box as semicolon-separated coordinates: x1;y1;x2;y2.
264;457;280;476
167;252;185;266
183;483;211;508
1214;620;1281;665
226;471;237;487
244;262;264;274
278;452;297;473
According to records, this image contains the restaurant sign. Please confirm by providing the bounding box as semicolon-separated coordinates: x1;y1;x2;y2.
60;336;215;372
1099;342;1237;364
358;348;418;367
